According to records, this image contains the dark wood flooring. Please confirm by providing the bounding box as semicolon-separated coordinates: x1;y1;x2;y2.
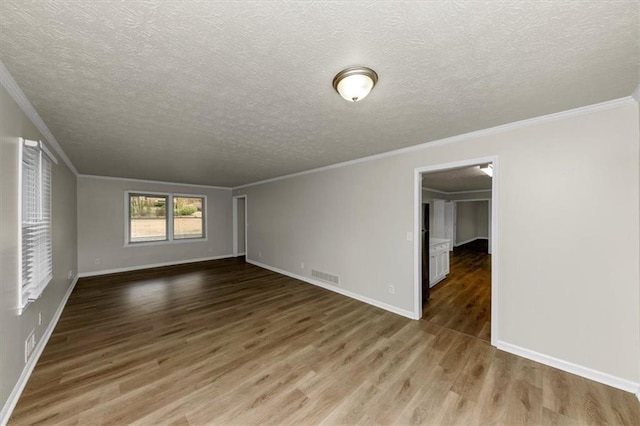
424;239;491;341
9;256;640;425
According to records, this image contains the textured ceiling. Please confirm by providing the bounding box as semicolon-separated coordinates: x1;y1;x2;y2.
1;1;638;187
422;166;492;192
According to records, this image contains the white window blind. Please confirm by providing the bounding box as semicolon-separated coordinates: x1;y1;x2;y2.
19;138;56;311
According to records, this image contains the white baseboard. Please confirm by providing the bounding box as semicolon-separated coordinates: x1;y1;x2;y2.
0;276;79;426
455;237;477;247
454;237;488;247
497;340;640;395
247;259;415;319
77;254;234;278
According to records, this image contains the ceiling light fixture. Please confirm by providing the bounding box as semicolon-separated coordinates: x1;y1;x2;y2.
332;66;378;102
480;164;493;177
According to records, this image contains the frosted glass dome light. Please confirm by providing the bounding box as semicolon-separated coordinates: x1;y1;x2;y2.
332;67;378;102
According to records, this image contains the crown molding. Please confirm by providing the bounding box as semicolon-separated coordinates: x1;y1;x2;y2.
0;61;78;175
452;198;491;203
233;96;635;190
422;187;492;195
78;174;232;191
2;56;635;188
447;188;492;195
421;187;448;195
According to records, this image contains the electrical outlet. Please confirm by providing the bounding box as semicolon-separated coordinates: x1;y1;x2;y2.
25;330;36;362
388;285;395;295
258;251;262;258
38;312;42;325
301;262;305;269
68;269;73;279
94;258;100;265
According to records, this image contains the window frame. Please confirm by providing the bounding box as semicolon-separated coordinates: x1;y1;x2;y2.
18;138;57;313
124;191;207;246
172;194;206;241
126;192;170;244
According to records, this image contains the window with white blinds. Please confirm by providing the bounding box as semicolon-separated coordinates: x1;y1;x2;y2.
19;138;56;311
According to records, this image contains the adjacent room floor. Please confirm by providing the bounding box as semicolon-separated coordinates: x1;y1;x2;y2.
423;239;491;341
10;257;640;425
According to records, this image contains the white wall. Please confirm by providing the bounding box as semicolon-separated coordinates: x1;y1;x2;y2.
476;200;489;238
422;188;492;237
422;188;446;200
234;100;640;388
448;190;492;201
421;189;443;234
431;199;446;238
77;177;233;275
455;200;489;245
455;201;479;244
1;87;78;419
423;189;493;201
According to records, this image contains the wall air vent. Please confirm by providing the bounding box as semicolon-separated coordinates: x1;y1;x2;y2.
311;269;340;285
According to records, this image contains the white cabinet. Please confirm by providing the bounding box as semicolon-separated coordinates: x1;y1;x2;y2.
444;201;455;251
429;253;438;284
432;199;445;238
432;200;455;252
429;238;450;287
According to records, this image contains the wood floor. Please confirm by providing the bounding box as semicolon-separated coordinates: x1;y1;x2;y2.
424;239;491;341
10;257;640;425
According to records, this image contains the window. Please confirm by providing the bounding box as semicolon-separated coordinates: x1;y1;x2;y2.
19;138;57;311
173;196;204;240
126;192;206;244
129;194;168;242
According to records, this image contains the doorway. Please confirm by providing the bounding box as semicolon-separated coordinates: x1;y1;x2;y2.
232;195;247;257
421;202;430;306
414;157;498;346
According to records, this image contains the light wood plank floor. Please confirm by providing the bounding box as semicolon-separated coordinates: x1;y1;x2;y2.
424;239;491;341
10;257;640;425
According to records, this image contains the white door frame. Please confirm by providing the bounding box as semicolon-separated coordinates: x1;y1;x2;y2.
414;156;499;347
232;195;247;257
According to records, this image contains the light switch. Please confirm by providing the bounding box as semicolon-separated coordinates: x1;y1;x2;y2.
406;232;413;241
